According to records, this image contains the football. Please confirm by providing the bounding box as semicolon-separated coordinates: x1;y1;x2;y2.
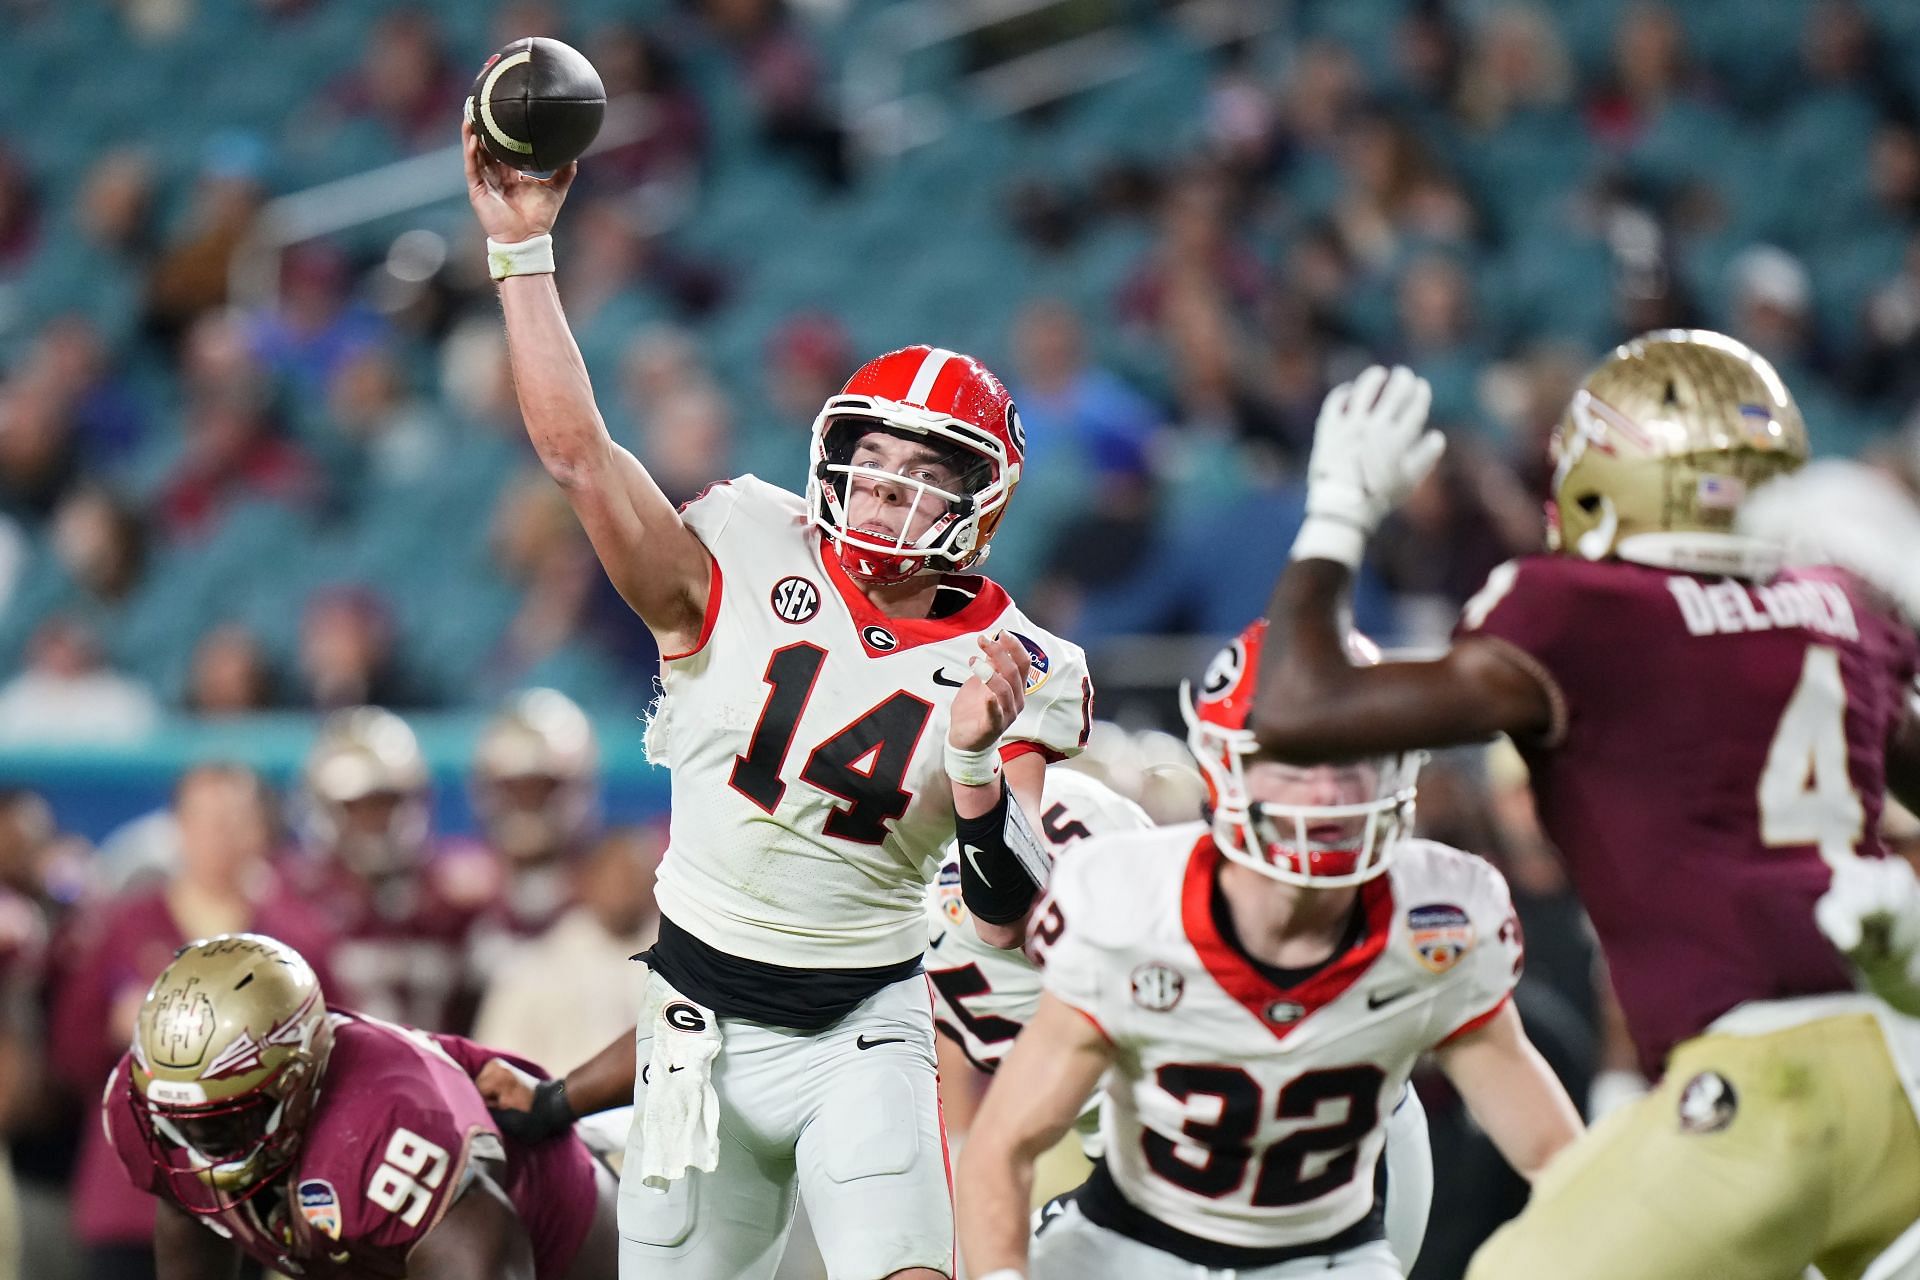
466;36;606;174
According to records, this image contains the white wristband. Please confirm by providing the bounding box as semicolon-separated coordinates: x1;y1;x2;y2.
487;233;555;281
1290;513;1368;570
944;739;1002;788
976;1271;1026;1280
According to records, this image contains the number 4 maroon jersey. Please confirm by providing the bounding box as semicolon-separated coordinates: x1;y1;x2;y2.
648;475;1092;972
105;1011;600;1279
1458;555;1920;1077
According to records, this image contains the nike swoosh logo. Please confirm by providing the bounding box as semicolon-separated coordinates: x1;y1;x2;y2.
1367;988;1416;1010
933;667;967;687
856;1035;906;1051
963;844;991;887
668;1065;685;1073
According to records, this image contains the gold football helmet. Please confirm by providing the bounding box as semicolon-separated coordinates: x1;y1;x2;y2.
472;688;600;862
1548;329;1808;577
128;934;335;1210
302;706;430;876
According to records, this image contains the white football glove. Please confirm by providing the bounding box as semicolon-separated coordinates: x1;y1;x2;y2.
1816;855;1920;1017
1291;365;1444;570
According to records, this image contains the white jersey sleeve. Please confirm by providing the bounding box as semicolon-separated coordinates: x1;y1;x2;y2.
1399;841;1524;1043
925;770;1151;1070
997;625;1094;763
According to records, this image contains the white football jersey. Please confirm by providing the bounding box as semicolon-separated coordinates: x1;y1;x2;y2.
651;476;1092;970
1033;825;1521;1252
925;767;1152;1071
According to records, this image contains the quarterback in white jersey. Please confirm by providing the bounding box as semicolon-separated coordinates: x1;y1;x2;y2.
957;622;1582;1280
464;128;1092;1280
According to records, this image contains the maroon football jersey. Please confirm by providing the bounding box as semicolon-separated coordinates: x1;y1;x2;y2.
296;845;503;1033
1460;556;1920;1076
106;1011;599;1279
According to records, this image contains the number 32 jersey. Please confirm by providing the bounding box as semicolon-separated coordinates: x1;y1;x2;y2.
1033;827;1521;1252
653;476;1092;970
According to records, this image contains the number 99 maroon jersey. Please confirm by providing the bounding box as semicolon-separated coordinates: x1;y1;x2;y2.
1458;555;1920;1077
105;1011;599;1279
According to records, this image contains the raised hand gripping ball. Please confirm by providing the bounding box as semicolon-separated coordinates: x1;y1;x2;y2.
466;36;606;174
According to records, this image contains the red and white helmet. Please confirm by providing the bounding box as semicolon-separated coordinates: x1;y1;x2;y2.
1180;620;1422;887
805;345;1025;584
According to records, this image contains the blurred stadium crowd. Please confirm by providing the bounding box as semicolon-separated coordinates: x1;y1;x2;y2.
3;0;1920;1277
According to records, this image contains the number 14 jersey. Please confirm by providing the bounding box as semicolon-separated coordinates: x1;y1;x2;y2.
652;476;1092;971
1033;826;1521;1252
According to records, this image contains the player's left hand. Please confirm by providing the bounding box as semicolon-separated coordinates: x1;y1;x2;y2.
948;631;1032;754
1293;365;1442;569
1817;855;1920;1016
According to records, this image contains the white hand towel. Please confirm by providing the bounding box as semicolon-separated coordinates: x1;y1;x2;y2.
637;992;722;1190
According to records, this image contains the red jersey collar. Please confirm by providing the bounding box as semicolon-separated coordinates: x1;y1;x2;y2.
817;532;1012;656
1180;834;1394;1042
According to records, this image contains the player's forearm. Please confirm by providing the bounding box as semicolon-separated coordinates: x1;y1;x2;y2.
1438;1011;1584;1182
1253;558;1363;760
495;274;617;488
562;1024;640;1116
955;1132;1040;1278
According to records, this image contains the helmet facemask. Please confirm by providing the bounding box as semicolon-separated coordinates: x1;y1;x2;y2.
807;411;1009;585
1180;683;1421;888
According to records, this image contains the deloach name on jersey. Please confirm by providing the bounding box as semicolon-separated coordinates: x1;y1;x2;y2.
1667;574;1859;641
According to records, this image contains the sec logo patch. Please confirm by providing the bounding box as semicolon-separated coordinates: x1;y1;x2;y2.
1130;963;1184;1012
1407;903;1476;974
770;576;820;624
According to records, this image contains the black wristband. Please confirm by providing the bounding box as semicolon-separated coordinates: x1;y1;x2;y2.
957;783;1043;926
490;1077;576;1144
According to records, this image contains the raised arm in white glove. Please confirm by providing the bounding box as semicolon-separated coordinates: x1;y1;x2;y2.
1291;364;1445;570
1815;854;1920;1016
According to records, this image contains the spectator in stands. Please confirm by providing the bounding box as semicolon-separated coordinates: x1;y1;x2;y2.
183;623;276;716
1455;3;1574;132
321;347;444;496
589;23;707;197
0;369;79;523
141;131;268;346
76;149;156;273
25;319;146;475
693;0;849;187
0;617;158;744
295;585;432;710
0;147;37;274
245;241;386;395
1393;252;1489;427
638;384;734;507
50;488;146;611
156;382;315;539
471;824;660;1073
1117;166;1264;334
1585;3;1704;150
764;309;852;427
327;7;462;152
1009;298;1161;471
55;763;331;1280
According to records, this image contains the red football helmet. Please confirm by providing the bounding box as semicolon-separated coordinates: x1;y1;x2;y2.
1180;620;1422;887
806;345;1025;584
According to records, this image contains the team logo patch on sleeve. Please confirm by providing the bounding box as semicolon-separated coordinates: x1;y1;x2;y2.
936;861;966;924
1130;963;1185;1011
297;1179;342;1239
1007;631;1051;692
1677;1071;1738;1134
1407;903;1476;974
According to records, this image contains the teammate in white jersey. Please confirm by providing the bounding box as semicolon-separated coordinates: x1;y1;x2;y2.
931;764;1438;1272
956;622;1583;1279
463;126;1092;1280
